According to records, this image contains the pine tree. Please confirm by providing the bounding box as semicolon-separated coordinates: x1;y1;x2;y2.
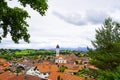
89;18;120;71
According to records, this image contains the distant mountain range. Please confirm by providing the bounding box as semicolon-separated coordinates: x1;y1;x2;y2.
47;47;90;52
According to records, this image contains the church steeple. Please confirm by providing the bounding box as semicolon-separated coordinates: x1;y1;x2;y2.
56;44;60;57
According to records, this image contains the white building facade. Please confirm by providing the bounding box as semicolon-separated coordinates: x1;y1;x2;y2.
55;57;67;63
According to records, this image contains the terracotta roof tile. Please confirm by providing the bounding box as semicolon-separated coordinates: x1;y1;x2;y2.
0;58;9;70
65;69;79;73
34;63;58;73
8;74;42;80
48;72;84;80
0;72;15;80
56;55;67;59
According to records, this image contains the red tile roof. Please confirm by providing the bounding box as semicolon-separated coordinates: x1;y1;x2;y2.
65;69;79;73
0;72;15;80
0;58;9;70
8;74;42;80
34;63;58;73
55;55;67;59
48;72;84;80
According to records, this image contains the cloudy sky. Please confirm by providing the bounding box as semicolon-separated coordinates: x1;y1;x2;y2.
1;0;120;49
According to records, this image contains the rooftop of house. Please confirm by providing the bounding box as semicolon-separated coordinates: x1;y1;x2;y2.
0;58;6;62
62;64;84;73
34;62;58;73
0;71;15;80
0;58;9;70
8;74;42;80
65;69;79;73
47;72;84;80
18;60;34;70
55;54;67;59
0;69;4;74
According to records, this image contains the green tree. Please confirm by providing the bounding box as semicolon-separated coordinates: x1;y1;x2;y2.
90;18;120;70
88;18;120;79
0;0;48;43
97;66;120;80
58;66;67;72
91;18;120;50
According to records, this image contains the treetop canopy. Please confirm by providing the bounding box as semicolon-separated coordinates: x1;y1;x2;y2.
0;0;48;43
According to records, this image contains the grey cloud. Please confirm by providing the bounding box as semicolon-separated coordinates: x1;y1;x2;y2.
53;11;86;26
86;10;109;24
53;10;110;26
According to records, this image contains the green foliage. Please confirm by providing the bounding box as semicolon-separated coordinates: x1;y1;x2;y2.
78;53;85;57
57;75;63;80
89;49;120;71
0;0;48;43
58;66;67;72
89;18;120;70
60;50;73;55
4;68;11;72
77;68;98;78
16;68;22;74
112;66;120;80
18;0;48;16
0;49;55;60
88;18;120;79
97;66;120;80
57;75;60;80
0;54;13;60
29;56;38;60
92;18;120;50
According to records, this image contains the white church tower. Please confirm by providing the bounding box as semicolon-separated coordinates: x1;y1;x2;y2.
56;44;60;57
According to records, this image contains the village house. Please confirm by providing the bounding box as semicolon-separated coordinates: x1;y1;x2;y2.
0;58;9;70
55;55;67;64
33;62;58;79
26;66;48;80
